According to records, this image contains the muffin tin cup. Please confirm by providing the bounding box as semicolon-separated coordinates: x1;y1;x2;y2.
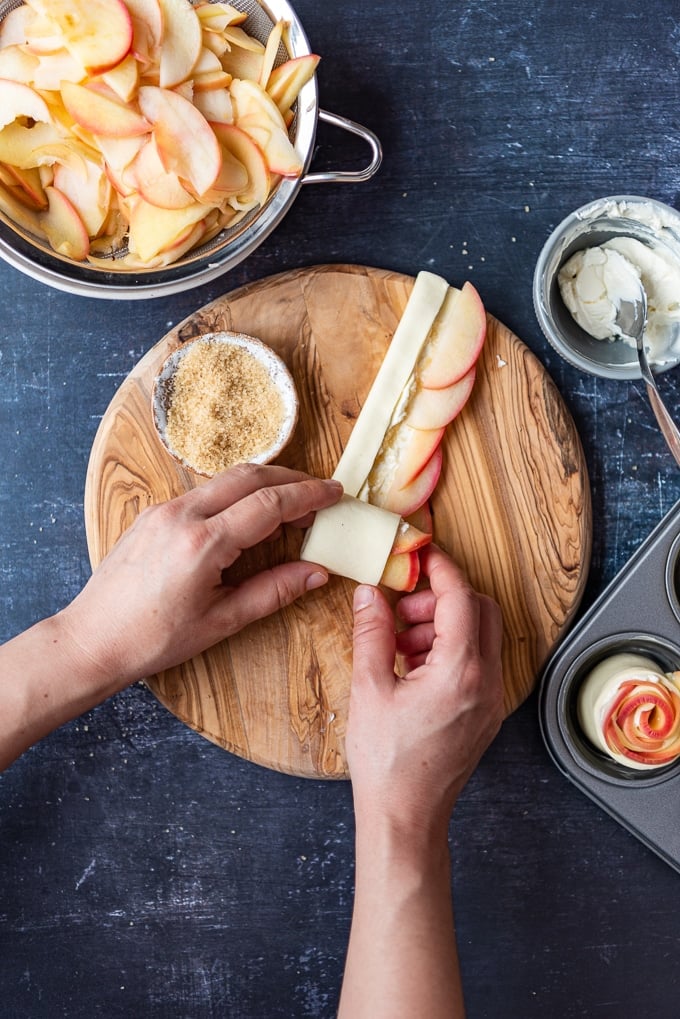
539;499;680;872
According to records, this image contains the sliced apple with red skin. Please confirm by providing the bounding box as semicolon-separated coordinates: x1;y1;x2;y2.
61;80;151;137
220;40;264;83
101;53;140;102
376;424;445;493
2;163;47;209
404;365;476;430
237;115;303;177
258;19;284;90
126;193;211;262
266;55;320;116
192;86;233;124
0;46;40;85
370;446;444;518
417;282;486;388
96;133;146;196
195;3;248;32
0;6;32;49
125;0;163;64
210;122;269;208
28;0;133;74
0;121;63;169
0;78;52;129
157;0;202;88
194;69;233;93
390;520;431;555
405;501;433;536
19;11;64;56
199;145;248;202
0;178;47;235
138;85;221;197
40;184;90;259
200;29;229;59
379;549;420;592
131;137;195;209
31;49;87;90
53;158;112;236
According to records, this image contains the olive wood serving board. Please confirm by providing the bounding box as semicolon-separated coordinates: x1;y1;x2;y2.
84;264;592;779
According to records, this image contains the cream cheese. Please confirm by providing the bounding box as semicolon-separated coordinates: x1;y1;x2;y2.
558;236;680;364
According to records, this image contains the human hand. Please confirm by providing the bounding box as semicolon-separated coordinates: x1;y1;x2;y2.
61;464;343;687
347;544;504;838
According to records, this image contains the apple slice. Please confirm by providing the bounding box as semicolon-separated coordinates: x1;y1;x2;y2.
0;46;40;85
266;55;320;115
369;446;444;518
405;502;433;536
219;39;264;82
2;163;47;208
0;78;52;129
0;6;32;49
20;11;64;55
210;122;269;208
30;0;133;74
61;80;151;137
376;424;444;492
131;137;195;209
417;282;486;388
53;158;112;237
138;85;221;196
390;520;431;555
195;3;248;32
192;86;233;123
404;366;476;430
125;0;163;64
31;49;86;90
199;145;248;203
0;121;63;169
0;178;46;235
258;19;284;90
126;194;210;262
379;549;420;592
157;0;202;88
40;184;90;260
96;133;146;196
237;115;302;177
101;53;140;102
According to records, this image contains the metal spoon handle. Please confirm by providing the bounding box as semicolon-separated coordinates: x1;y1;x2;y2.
644;380;680;468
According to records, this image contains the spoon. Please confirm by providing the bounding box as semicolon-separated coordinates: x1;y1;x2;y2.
616;283;680;468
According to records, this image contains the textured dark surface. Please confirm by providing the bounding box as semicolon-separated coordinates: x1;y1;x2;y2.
2;1;680;1016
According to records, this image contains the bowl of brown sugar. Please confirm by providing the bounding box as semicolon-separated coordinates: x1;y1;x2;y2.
152;331;299;477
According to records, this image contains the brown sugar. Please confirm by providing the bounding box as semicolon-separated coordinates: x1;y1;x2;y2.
164;340;287;475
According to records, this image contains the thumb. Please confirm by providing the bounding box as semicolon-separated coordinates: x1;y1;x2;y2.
352;585;397;688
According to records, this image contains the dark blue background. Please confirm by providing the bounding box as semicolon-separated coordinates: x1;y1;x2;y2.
2;1;680;1016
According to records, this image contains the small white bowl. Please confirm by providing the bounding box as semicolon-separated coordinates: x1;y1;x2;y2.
152;331;299;477
533;194;680;380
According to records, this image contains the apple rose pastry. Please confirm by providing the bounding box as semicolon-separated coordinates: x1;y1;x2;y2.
577;652;680;770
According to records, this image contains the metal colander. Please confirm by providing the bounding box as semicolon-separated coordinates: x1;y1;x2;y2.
0;0;381;298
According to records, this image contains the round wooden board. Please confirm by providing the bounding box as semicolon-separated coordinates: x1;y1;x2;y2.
84;264;592;779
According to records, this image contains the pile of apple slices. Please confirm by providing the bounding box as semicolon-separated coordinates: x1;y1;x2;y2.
0;0;319;267
301;271;486;591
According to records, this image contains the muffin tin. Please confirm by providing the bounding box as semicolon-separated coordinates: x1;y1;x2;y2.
539;498;680;872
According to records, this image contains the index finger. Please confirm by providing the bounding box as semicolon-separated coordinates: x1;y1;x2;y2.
183;463;331;518
210;475;343;551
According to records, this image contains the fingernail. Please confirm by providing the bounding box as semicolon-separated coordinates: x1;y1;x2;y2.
325;479;343;492
306;571;328;591
354;585;375;610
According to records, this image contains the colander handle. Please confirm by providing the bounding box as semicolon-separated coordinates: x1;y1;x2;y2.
302;109;382;185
